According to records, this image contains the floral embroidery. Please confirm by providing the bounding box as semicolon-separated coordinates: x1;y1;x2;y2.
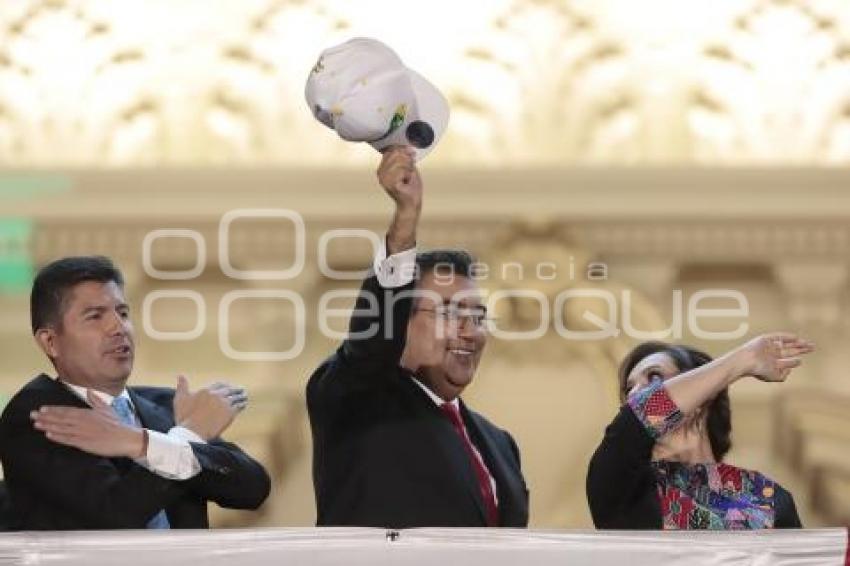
628;379;777;529
627;378;684;439
653;461;776;530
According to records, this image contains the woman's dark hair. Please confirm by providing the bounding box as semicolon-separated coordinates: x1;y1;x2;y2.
618;341;732;462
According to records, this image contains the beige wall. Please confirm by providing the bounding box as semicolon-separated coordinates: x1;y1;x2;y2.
2;169;849;527
2;0;850;168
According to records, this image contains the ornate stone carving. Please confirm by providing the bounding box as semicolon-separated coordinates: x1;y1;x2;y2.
3;0;850;165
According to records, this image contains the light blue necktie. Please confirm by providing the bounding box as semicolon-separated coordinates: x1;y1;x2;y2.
111;396;171;530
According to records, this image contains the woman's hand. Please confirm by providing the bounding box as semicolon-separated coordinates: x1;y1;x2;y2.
734;333;815;382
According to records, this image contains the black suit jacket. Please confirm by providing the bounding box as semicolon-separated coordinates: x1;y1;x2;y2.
0;374;271;530
307;274;529;528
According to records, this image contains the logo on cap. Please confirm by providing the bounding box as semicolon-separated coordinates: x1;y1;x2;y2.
371;104;408;143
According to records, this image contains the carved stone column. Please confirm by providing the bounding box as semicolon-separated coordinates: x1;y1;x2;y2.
774;261;849;387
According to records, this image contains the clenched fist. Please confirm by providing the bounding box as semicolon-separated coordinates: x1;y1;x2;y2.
377;146;423;255
377;146;422;215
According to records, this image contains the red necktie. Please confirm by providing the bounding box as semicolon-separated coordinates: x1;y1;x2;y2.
440;402;499;527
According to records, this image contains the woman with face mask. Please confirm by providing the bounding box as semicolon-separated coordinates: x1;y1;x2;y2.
586;333;814;530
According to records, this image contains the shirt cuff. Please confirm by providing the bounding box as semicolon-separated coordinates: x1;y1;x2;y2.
140;429;202;480
168;426;207;444
373;240;417;288
627;379;684;440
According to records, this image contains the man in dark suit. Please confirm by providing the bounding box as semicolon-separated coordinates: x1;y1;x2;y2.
307;147;529;528
0;256;270;530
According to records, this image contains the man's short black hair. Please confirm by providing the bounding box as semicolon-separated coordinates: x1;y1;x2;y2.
414;249;477;280
30;255;125;335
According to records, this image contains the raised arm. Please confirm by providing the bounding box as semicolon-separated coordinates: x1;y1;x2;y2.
661;333;814;421
338;146;423;372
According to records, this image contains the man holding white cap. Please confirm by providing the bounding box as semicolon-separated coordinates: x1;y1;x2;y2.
306;39;529;529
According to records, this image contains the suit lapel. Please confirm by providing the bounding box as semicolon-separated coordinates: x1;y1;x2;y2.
460;401;525;527
127;389;174;433
40;375;91;408
399;374;489;525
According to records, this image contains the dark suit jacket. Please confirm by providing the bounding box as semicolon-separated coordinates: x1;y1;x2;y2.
307;274;529;528
0;481;12;531
0;374;271;530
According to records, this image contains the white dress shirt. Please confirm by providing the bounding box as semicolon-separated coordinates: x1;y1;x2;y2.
59;380;203;480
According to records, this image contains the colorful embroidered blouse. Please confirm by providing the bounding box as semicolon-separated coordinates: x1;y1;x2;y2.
627;380;777;530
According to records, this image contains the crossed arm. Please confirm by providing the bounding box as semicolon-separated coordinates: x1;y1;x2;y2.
2;391;184;528
30;377;246;460
9;377;269;526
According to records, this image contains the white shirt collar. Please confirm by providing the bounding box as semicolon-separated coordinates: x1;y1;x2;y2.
410;376;460;410
58;378;132;408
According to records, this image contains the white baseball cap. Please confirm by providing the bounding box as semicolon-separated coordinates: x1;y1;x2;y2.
305;37;449;161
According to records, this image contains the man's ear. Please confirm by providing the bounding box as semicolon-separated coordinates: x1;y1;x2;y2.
34;327;58;359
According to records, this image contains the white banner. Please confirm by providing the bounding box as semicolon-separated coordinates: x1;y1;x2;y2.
0;528;846;566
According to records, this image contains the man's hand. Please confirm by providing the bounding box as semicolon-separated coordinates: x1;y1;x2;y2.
377;146;422;254
31;390;145;458
173;375;247;441
377;145;422;212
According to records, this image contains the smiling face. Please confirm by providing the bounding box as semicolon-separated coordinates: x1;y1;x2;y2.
401;272;487;402
35;280;135;396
